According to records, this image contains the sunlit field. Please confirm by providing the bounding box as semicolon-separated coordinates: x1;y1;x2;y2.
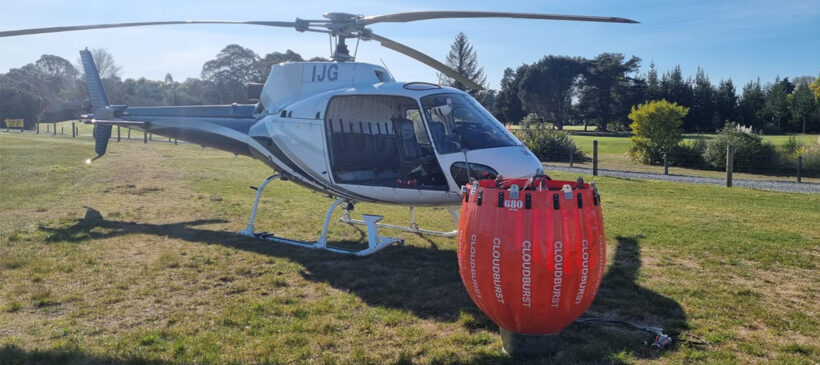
1;132;818;364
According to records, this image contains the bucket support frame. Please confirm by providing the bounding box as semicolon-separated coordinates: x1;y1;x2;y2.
339;205;460;237
238;174;403;256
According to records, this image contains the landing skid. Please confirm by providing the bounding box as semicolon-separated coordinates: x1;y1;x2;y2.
339;206;460;238
238;174;403;256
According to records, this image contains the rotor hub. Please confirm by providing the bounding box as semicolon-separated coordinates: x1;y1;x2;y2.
323;12;360;22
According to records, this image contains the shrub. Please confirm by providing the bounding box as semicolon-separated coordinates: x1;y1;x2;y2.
779;136;805;158
800;146;820;177
782;143;820;177
667;139;706;168
627;100;689;164
702;124;781;172
516;115;585;162
606;122;629;132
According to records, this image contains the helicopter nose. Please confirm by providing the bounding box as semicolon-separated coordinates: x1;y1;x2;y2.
450;146;544;187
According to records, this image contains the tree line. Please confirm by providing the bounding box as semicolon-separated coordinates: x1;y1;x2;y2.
1;40;819;135
0;45;327;129
483;55;820;134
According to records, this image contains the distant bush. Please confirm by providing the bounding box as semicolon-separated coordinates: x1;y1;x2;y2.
516;114;585;162
628;100;689;164
779;136;805;158
606;122;629;132
800;147;820;177
780;142;820;177
667;139;706;168
702;124;780;172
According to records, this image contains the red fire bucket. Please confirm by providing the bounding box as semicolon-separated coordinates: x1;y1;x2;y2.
456;177;606;354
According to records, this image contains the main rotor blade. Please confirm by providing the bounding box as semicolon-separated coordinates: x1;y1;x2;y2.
367;32;484;91
362;11;638;25
0;20;298;38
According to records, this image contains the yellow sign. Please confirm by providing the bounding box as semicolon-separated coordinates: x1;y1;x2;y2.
5;119;24;128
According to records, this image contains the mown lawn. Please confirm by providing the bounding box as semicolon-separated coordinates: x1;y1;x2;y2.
1;133;818;364
559;133;820;183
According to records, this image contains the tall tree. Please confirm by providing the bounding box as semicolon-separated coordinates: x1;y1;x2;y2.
518;56;585;130
738;80;766;130
35;55;79;91
766;77;790;130
713;79;738;129
494;66;527;124
0;78;45;128
809;74;820;101
438;32;487;94
646;61;661;101
201;44;262;103
790;81;817;133
576;53;641;131
659;65;694;130
690;67;716;132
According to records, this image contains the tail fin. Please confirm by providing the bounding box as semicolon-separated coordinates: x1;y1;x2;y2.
79;48;112;158
80;48;109;109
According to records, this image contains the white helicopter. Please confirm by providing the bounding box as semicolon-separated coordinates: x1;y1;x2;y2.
1;11;636;255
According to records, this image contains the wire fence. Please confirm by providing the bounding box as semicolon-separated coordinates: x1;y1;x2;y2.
541;138;820;185
6;122;182;145
5;123;819;186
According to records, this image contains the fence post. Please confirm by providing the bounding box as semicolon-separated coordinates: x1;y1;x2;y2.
144;131;148;144
797;155;802;183
61;126;64;135
53;123;56;136
117;126;121;142
149;133;152;141
72;122;76;137
592;140;598;176
128;129;131;140
726;145;734;187
174;139;178;145
664;152;669;175
36;123;39;134
569;150;574;167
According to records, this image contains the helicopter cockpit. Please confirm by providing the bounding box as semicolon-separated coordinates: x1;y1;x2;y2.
421;93;518;154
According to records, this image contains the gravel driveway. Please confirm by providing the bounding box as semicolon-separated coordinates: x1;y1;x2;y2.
546;166;820;194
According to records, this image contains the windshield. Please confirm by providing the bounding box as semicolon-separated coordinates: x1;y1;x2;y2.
421;93;518;154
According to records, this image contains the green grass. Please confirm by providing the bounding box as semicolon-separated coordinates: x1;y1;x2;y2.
1;132;818;364
555;132;820;183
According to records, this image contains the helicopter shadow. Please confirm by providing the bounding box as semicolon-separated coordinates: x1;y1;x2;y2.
41;208;687;362
39;207;474;323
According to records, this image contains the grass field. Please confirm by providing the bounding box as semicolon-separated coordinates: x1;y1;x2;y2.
1;133;818;364
557;133;820;183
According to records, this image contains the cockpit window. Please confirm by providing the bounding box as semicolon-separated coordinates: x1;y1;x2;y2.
421;93;518;154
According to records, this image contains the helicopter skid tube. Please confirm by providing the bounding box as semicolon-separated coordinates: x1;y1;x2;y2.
339;206;459;238
238;175;403;256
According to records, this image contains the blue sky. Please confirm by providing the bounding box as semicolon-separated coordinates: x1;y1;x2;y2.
1;0;818;89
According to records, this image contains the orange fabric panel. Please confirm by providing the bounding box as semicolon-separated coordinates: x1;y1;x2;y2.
456;179;606;335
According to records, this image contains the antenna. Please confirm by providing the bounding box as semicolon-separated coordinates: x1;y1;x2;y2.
379;59;395;80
